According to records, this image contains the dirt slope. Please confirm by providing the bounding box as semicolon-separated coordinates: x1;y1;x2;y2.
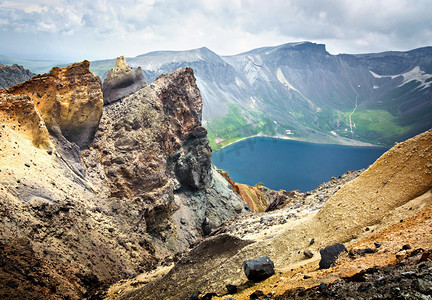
120;128;432;299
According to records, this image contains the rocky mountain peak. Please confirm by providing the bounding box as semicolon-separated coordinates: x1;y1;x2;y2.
102;56;147;104
2;60;103;149
113;55;130;73
85;66;246;250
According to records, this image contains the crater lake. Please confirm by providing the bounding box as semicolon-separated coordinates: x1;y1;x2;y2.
212;137;387;192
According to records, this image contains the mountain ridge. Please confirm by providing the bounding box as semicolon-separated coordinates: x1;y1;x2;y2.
89;42;432;149
2;42;431;148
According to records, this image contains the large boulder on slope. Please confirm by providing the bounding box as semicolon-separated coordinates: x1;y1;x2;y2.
243;256;275;281
319;243;348;269
102;56;147;104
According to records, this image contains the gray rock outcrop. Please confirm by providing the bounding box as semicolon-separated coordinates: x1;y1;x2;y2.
102;56;147;104
0;64;34;90
85;67;248;252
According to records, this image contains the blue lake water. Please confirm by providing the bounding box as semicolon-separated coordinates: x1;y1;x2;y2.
212;137;388;192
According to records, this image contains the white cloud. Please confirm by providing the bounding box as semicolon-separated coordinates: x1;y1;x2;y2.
0;0;431;60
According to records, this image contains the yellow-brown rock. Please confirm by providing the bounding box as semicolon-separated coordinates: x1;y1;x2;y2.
2;61;103;148
0;93;51;149
218;170;269;212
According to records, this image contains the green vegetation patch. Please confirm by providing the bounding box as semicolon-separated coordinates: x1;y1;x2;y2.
336;109;412;146
205;104;276;151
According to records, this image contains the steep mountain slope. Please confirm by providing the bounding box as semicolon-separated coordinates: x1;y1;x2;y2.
0;61;246;299
0;64;34;89
87;43;432;149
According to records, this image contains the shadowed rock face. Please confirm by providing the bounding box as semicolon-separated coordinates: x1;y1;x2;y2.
102;56;147;105
2;60;103;148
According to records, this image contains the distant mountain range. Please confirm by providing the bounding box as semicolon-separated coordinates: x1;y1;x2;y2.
3;42;432;149
0;54;63;75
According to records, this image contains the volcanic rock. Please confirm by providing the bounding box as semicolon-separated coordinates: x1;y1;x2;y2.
304;249;314;258
319;243;347;269
0;90;159;298
226;284;237;294
243;256;275;281
0;63;245;298
2;60;103;148
85;67;246;251
102;56;147;104
0;93;51;148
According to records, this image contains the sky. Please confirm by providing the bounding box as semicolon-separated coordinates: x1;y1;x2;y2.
0;0;431;61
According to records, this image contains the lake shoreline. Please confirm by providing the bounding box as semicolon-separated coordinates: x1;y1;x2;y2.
214;134;385;152
212;136;388;192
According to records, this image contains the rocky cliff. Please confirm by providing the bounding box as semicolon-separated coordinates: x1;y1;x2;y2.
0;64;35;89
0;62;246;299
2;61;103;149
102;56;147;105
84;66;247;251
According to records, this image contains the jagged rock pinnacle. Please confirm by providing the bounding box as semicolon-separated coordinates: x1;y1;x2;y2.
102;56;147;104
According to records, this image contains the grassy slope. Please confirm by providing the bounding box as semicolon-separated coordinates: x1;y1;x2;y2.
333;109;413;146
206;104;276;151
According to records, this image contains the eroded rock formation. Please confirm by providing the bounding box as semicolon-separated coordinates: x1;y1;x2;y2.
84;67;247;251
0;62;246;298
102;56;147;105
2;60;103;148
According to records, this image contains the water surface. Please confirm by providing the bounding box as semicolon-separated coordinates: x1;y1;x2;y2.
212;137;387;192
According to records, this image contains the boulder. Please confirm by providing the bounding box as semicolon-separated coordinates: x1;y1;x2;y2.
243;256;275;281
319;243;347;269
102;56;147;104
304;249;314;258
226;284;237;294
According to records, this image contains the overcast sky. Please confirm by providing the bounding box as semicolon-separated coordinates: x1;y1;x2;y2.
0;0;431;61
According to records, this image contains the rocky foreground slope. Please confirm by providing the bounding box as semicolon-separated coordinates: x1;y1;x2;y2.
116;128;432;300
0;60;247;299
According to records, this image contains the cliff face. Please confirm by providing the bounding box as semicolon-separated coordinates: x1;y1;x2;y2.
0;64;34;89
102;56;147;105
0;61;246;298
2;61;103;148
84;67;247;251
